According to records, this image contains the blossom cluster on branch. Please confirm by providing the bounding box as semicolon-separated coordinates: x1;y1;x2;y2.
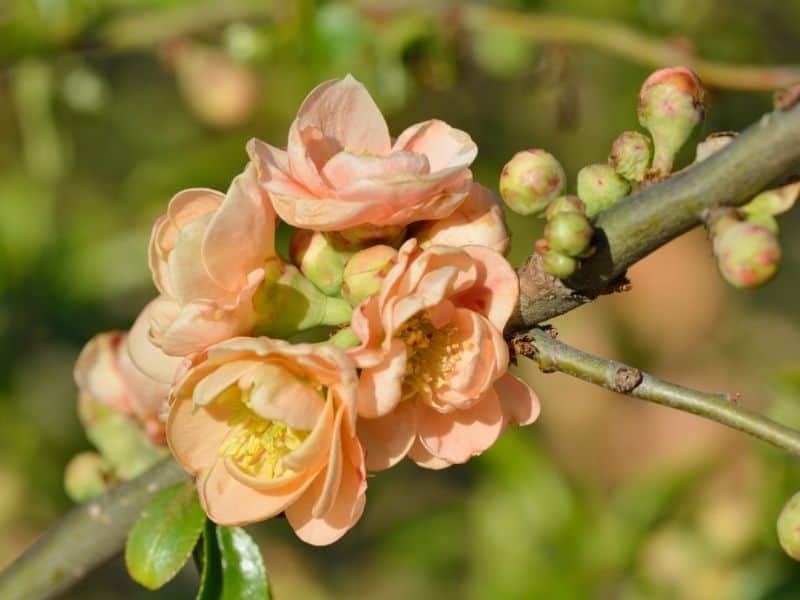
71;75;540;546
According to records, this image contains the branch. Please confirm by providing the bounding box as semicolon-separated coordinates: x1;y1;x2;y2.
513;328;800;456
509;100;800;330
0;459;188;600
462;4;800;91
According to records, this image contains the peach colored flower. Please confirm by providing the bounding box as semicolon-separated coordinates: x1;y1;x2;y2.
168;337;366;545
247;75;477;231
414;182;511;255
143;161;276;366
349;239;539;471
75;331;169;443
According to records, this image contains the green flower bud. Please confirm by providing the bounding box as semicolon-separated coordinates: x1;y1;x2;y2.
327;224;406;252
342;245;397;306
545;212;593;257
577;163;631;218
254;258;353;338
289;229;352;295
608;130;652;182
695;131;736;163
744;212;779;235
64;451;112;502
713;222;781;289
638;66;705;175
778;491;800;560
545;195;586;220
541;250;578;279
499;149;566;216
742;180;800;217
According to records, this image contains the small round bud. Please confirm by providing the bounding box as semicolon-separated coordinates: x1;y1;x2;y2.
545;195;586;220
541;250;578;279
608;130;652;182
577;163;631;218
778;491;800;560
289;230;351;295
64;452;111;502
545;212;593;257
342;245;398;306
695;132;737;163
499;149;566;216
638;66;705;174
713;222;781;289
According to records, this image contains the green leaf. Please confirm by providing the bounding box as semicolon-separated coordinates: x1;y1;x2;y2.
216;526;271;600
195;519;222;600
125;481;206;590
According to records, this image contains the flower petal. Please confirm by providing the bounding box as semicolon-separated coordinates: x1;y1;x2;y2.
357;400;417;471
494;372;541;427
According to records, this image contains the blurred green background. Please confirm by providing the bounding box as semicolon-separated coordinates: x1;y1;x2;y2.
1;0;800;598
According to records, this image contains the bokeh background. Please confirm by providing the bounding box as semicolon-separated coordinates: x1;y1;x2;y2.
1;0;800;598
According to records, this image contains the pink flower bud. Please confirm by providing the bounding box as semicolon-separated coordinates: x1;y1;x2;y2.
289;229;352;295
541;250;578;279
577;164;631;218
499;149;566;216
608;131;652;182
778;491;800;560
713;221;781;289
638;66;705;174
695;131;736;163
342;245;398;306
544;211;593;257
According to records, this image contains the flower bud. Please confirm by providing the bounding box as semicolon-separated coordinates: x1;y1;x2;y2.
289;229;352;295
541;250;578;279
64;452;112;502
545;195;586;220
778;491;800;560
638;66;705;174
254;258;353;337
713;222;781;289
499;149;566;216
742;180;800;217
744;212;779;235
326;224;406;252
342;245;397;306
577;163;631;218
545;212;593;257
695;132;736;163
608;130;652;182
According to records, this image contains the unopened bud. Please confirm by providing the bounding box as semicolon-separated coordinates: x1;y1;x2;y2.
545;195;586;220
638;66;705;174
342;245;397;306
695;132;737;163
327;224;405;252
499;149;566;216
713;222;781;289
778;491;800;560
64;451;112;502
577;163;631;218
289;229;351;295
255;259;353;337
742;180;800;217
541;250;578;279
744;212;779;235
545;212;593;257
608;130;652;182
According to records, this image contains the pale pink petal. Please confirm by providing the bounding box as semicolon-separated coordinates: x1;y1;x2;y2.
191;360;261;406
493;372;540;427
128;300;184;384
244;364;326;432
392;119;477;172
74;332;131;415
407;438;452;470
357;401;417;471
167;212;229;305
457;245;519;330
356;339;406;418
117;340;169;418
167;396;235;473
416;388;505;464
321;150;429;189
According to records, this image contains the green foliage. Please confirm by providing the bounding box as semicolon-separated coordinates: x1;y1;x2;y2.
125;482;206;590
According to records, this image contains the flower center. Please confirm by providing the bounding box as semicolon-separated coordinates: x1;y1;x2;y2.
396;312;461;403
216;387;309;480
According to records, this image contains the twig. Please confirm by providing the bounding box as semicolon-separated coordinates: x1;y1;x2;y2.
462;4;800;91
0;460;188;600
510;100;800;330
513;328;800;456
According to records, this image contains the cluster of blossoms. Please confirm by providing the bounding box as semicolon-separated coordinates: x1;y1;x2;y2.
72;76;539;545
